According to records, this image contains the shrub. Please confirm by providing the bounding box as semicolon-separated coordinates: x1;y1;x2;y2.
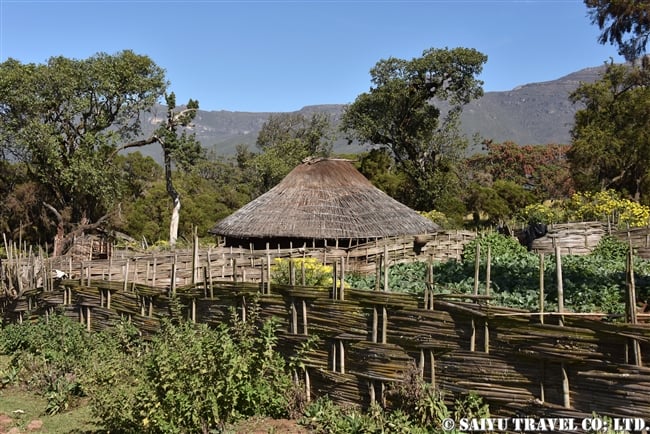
567;190;650;228
0;315;94;414
85;306;295;433
272;257;333;286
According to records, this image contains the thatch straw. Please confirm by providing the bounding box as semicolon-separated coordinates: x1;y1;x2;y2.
209;158;439;240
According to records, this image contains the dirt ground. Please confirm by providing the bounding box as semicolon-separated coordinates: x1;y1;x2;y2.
228;416;313;433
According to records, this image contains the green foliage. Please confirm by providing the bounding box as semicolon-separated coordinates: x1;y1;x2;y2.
419;210;451;229
518;202;564;225
356;148;410;204
272;257;334;286
569;62;650;203
0;310;295;431
566;190;650;227
0;315;95;414
464;142;574;201
591;235;630;261
300;398;429;434
345;262;428;294
341;47;487;210
345;231;646;315
462;232;529;264
238;112;334;195
0;51;166;228
585;0;650;62
300;365;491;434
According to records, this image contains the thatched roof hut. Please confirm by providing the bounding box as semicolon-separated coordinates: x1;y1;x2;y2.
209;158;439;248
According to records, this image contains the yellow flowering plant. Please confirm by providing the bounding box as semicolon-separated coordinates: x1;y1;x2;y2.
271;257;334;286
566;190;650;228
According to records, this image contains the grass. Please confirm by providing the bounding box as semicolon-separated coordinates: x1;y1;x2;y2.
0;355;101;433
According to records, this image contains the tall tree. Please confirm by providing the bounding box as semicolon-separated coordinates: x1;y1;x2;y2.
569;62;650;202
240;112;333;195
0;51;167;254
340;47;487;210
117;92;201;247
464;141;574;201
585;0;650;62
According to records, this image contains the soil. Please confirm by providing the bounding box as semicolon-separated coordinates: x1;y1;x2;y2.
0;412;43;433
228;416;313;433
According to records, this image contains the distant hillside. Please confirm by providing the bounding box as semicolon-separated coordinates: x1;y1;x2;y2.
138;65;607;160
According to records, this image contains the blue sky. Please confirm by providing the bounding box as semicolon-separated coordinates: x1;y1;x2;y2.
1;0;624;112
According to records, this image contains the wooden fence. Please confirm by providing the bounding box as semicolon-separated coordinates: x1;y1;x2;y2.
3;229;650;423
2;259;650;422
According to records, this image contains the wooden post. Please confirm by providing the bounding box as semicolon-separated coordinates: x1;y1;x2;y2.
626;249;642;366
152;257;157;288
340;256;345;302
171;255;177;296
304;368;311;403
555;245;570;408
539;253;545;324
261;258;266;295
302;299;308;335
339;340;345;374
267;253;272;293
207;251;213;296
539;360;546;403
374;255;381;292
192;227;199;285
289;259;295;286
555;244;564;327
291;299;298;334
332;261;338;300
381;306;387;344
123;260;129;292
485;245;491;299
383;246;389;292
470;318;476;351
372;306;378;343
419;349;425;378
473;242;481;295
562;362;570;408
429;349;435;385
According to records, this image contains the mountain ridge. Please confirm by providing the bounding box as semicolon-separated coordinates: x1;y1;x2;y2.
139;65;607;159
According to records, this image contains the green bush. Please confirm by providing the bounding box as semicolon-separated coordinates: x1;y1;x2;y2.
0;315;94;413
1;309;296;431
84;307;295;433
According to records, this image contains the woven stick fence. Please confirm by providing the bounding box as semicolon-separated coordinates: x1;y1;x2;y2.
2;248;650;421
3;230;650;420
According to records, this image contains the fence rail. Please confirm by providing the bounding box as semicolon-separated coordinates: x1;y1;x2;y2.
2;275;649;420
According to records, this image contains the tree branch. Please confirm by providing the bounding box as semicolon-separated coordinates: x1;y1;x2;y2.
111;134;160;157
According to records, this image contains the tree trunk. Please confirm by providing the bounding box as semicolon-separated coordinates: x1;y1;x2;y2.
44;202;65;257
169;197;181;247
164;151;181;248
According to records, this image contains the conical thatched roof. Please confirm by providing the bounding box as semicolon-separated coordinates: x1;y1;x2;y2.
209;158;439;241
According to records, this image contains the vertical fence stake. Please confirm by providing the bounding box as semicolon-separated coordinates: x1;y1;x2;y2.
555;244;564;327
473;242;481;295
302;299;308;335
381;306;387;344
470;318;476;351
372;306;378;343
539;253;545;324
